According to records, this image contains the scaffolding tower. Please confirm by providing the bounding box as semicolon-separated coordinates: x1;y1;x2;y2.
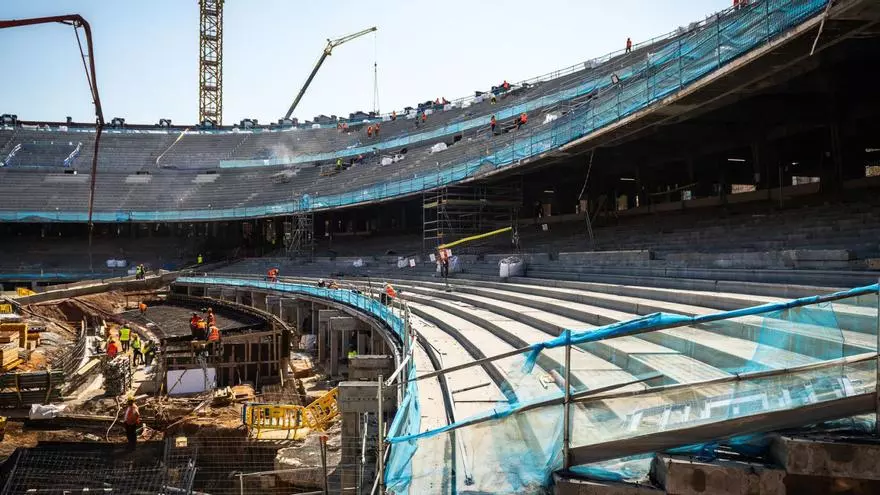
423;184;522;252
198;0;223;125
284;210;314;259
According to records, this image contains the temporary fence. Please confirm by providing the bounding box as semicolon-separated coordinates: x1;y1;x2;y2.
242;387;340;439
0;0;831;223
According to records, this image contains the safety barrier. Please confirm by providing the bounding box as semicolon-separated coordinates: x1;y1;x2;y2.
242;387;339;439
0;0;831;223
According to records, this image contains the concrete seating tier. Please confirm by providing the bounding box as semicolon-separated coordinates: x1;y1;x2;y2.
204;260;878;493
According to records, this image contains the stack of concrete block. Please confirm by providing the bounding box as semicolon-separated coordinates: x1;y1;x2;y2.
102;355;132;396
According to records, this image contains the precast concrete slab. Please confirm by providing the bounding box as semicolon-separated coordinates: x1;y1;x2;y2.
651;454;786;495
769;434;880;481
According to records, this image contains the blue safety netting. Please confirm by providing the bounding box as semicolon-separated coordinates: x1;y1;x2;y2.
383;284;878;494
0;0;829;223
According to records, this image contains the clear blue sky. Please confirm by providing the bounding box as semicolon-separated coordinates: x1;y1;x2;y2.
0;0;730;125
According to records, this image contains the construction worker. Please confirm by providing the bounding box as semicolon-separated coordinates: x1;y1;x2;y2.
367;125;373;138
190;312;203;339
391;110;397;121
131;334;143;366
490;115;497;133
138;301;147;316
106;339;119;359
197;318;208;340
197;254;203;264
516;112;528;129
438;248;450;279
336;157;343;170
267;267;279;283
502;80;510;91
123;397;141;449
206;325;220;356
421;113;427;124
626;37;632;53
381;282;397;306
119;325;131;352
347;346;357;362
143;340;155;367
374;123;380;136
205;308;216;327
135;264;144;280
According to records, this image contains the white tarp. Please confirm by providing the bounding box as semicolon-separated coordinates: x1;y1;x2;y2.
353;258;364;267
29;403;67;420
299;335;317;353
167;368;216;395
544;113;560;124
430;142;448;154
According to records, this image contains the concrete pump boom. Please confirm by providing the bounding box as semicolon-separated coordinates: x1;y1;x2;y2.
284;26;377;121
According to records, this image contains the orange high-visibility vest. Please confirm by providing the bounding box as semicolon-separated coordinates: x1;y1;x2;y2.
124;405;140;425
208;326;220;342
385;284;397;298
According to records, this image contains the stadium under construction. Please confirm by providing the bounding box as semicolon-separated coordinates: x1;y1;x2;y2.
1;0;880;493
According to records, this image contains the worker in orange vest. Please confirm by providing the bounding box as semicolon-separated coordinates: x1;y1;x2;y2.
189;312;202;338
123;397;141;449
206;308;216;328
421;113;427;124
517;112;528;129
626;37;632;53
139;302;147;315
106;339;119;359
367;125;373;138
207;325;220;356
267;267;279;283
374;123;380;136
502;80;510;91
490;115;497;133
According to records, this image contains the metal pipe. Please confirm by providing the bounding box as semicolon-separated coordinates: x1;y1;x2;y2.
876;279;879;437
562;330;572;470
320;434;329;495
377;374;385;494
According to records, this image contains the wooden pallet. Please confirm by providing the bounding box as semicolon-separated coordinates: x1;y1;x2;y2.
1;358;23;371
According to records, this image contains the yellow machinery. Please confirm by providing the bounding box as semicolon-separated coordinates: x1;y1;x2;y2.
15;288;36;297
242;387;339;439
437;226;512;250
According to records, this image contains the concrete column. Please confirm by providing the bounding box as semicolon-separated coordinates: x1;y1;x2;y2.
337;381;397;492
357;331;369;356
318;325;328;364
329;329;340;376
318;310;342;368
235;290;243;305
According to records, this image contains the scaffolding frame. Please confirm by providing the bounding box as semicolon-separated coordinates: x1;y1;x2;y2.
285;208;315;259
422;183;522;253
